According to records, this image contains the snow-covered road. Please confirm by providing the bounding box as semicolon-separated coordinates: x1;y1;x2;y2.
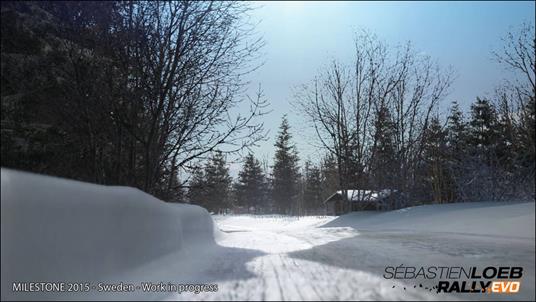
183;217;440;301
168;205;535;301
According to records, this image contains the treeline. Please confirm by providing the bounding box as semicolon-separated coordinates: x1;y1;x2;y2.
183;116;335;215
420;96;534;203
294;27;535;210
184;95;535;215
188;26;535;215
1;1;268;201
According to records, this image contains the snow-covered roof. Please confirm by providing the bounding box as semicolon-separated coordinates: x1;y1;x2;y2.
324;189;395;204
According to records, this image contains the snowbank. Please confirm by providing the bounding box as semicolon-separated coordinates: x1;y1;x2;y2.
322;201;535;238
1;168;215;300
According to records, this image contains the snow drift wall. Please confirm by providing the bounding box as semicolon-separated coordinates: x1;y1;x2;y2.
1;168;215;299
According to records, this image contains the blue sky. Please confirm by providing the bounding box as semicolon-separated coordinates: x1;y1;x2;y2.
229;1;535;176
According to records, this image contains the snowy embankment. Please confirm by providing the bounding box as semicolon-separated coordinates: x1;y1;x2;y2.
1;168;216;300
322;201;535;238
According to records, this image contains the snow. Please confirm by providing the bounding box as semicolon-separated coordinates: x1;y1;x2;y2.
322;201;535;238
2;168;534;301
191;205;534;301
1;169;217;300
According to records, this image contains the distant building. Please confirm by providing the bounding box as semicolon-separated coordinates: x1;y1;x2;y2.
323;189;398;215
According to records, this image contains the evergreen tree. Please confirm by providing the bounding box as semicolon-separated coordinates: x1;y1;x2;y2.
495;96;516;169
445;101;470;201
187;166;208;208
466;97;501;200
320;154;339;202
469;98;500;158
493;96;518;198
159;163;185;202
446;101;468;156
517;96;536;198
303;161;324;214
420;116;453;203
234;153;268;213
204;151;232;213
272;116;300;214
0;1;123;183
519;96;535;165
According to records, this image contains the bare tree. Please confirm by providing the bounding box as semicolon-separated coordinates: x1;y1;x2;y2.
493;22;535;104
492;22;535;199
111;1;268;195
386;44;453;199
295;31;452;211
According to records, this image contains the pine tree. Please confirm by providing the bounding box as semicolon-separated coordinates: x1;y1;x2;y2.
187;166;208;208
446;101;468;156
160;163;185;202
495;96;516;167
469;98;500;158
445;101;470;201
420;116;453;203
204;151;232;213
519;96;535;160
303;161;324;214
320;154;339;202
272;116;300;215
493;96;518;198
466;97;501;200
234;153;268;213
515;96;536;198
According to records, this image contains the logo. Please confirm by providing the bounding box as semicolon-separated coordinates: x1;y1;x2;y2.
383;265;524;295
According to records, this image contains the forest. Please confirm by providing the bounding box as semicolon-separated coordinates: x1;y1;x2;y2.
1;1;534;215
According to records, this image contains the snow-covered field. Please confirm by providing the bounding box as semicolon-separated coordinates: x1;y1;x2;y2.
1;169;534;301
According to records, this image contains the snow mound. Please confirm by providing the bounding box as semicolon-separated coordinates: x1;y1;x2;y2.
1;168;215;300
322;201;535;238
